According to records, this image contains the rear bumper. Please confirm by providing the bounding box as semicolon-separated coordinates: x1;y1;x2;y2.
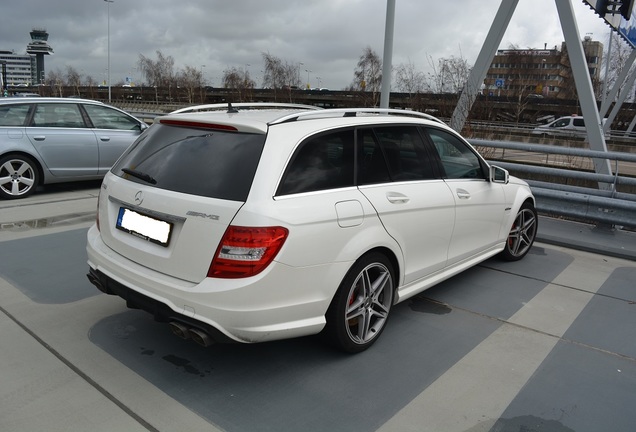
86;224;343;344
86;267;234;344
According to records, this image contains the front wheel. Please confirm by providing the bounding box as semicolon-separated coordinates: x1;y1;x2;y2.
0;155;40;200
325;252;395;353
501;201;537;261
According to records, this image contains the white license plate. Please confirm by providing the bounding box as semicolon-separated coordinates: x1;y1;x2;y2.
116;207;173;246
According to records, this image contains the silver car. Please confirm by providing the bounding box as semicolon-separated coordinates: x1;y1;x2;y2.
0;97;147;199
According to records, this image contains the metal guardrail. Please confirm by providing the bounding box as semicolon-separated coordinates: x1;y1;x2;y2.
467;121;636;143
470;138;636;229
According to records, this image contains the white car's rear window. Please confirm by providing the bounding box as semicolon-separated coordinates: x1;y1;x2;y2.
112;123;265;201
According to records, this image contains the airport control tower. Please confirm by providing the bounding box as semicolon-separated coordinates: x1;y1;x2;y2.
26;28;53;84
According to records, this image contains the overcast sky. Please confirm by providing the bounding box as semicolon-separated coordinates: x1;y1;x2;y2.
0;0;616;89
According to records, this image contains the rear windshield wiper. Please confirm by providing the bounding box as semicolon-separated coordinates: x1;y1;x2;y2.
121;168;157;185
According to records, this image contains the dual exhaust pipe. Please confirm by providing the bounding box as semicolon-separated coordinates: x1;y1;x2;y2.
87;270;214;347
169;321;214;347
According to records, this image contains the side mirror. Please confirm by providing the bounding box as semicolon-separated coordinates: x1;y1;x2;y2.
490;165;509;184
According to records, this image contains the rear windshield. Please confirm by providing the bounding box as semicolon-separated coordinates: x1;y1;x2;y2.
112;123;265;201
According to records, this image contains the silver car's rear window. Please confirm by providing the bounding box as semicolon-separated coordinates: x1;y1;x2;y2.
112;123;265;201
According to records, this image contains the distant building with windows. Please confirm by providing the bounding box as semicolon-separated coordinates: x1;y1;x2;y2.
0;28;53;88
484;36;603;99
0;50;36;87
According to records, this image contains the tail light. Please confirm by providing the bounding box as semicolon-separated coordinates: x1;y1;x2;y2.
208;226;289;278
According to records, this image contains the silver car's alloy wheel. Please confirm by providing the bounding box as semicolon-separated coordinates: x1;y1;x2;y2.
0;156;38;199
504;203;537;261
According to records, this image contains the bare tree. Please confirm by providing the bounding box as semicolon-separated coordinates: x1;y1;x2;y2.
427;55;471;94
602;32;636;102
394;60;427;109
177;65;204;103
395;60;426;94
353;46;382;91
138;50;175;87
66;66;82;96
262;53;301;101
262;53;282;90
444;56;472;93
85;75;97;98
45;68;65;97
222;66;255;102
262;53;294;88
352;46;382;106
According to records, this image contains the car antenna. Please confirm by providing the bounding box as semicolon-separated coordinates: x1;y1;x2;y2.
227;102;239;113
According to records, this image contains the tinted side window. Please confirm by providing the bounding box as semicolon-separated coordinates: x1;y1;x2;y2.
358;128;391;185
0;104;30;126
572;118;585;127
83;104;140;130
113;124;265;201
277;129;354;195
31;103;85;128
373;126;436;181
426;128;485;179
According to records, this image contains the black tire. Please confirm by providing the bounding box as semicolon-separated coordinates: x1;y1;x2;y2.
325;252;395;353
0;155;40;200
500;201;538;261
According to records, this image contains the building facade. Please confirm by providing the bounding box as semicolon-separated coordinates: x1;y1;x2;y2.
484;36;603;99
1;28;53;89
0;50;36;87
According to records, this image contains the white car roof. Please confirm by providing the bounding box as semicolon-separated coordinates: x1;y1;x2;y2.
159;104;448;135
158;109;305;134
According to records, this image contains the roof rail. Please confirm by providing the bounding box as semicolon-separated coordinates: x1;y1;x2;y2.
170;102;322;115
268;108;445;125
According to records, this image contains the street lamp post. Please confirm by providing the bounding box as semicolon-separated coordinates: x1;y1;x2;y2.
200;64;206;102
305;69;311;89
104;0;114;103
298;62;303;87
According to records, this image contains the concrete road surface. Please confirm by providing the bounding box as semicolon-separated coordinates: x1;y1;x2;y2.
1;183;635;432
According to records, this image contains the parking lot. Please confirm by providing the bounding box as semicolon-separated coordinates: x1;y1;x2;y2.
1;182;635;432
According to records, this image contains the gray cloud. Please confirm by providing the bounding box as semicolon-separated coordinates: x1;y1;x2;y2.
0;0;613;89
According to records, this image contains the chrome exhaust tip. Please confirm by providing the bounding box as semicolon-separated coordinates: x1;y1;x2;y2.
189;328;214;347
169;322;191;340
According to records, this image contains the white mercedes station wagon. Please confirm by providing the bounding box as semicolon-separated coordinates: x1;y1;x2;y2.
86;103;537;353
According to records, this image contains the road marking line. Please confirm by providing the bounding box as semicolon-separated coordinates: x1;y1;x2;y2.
377;253;614;432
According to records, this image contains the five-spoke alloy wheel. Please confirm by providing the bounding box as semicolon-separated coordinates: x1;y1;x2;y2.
326;252;395;353
501;201;538;261
0;155;39;200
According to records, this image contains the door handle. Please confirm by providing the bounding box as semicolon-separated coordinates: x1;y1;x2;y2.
456;188;471;199
99;136;111;142
33;135;46;141
386;193;410;204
